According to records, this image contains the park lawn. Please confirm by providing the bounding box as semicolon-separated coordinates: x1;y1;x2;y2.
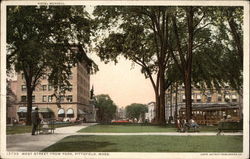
42;135;243;152
6;125;32;135
78;124;218;133
7;123;79;135
78;124;176;133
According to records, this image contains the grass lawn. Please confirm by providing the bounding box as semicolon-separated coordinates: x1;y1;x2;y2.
42;135;243;152
6;125;32;135
7;123;79;135
78;124;218;133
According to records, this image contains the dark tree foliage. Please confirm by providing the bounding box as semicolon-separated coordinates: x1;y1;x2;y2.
93;6;175;124
95;94;117;123
92;6;243;121
125;103;148;122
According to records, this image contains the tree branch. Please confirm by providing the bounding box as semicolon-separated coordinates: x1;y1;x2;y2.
172;14;186;68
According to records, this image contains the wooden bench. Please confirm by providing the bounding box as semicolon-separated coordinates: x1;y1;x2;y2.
37;120;55;134
217;120;243;135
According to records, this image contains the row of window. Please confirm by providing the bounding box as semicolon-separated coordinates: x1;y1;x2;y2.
21;73;73;80
180;95;237;103
58;95;73;102
20;95;73;103
21;85;73;92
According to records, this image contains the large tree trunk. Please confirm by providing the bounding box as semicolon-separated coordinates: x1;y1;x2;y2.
184;71;192;121
26;83;33;125
154;94;160;124
170;85;173;118
159;66;166;125
184;7;194;121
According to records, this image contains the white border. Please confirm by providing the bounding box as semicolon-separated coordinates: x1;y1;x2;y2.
1;1;249;159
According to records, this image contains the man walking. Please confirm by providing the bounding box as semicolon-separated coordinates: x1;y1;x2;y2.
31;108;40;135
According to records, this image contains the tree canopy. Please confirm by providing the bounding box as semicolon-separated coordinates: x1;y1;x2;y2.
93;6;243;121
94;94;117;123
7;6;97;124
125;103;148;122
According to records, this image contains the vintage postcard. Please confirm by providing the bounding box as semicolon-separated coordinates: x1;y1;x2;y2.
0;0;249;159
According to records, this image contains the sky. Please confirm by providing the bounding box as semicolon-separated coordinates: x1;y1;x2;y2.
85;6;154;107
88;53;155;108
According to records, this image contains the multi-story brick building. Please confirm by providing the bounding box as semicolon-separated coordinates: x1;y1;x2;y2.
15;46;96;122
165;84;242;125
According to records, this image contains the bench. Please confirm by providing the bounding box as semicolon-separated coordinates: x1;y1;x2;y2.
217;120;243;135
37;120;55;134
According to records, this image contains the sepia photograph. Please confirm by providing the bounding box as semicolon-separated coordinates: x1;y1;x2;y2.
0;0;249;159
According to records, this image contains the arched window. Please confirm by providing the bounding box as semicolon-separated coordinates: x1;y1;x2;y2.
225;95;230;102
66;108;74;118
197;94;201;102
58;108;65;117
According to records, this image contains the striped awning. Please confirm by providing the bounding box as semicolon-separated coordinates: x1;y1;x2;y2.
17;107;36;113
39;108;53;113
78;109;87;115
66;108;74;115
58;108;65;115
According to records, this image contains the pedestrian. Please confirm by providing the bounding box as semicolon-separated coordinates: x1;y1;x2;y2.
221;113;227;121
190;118;199;128
31;108;40;135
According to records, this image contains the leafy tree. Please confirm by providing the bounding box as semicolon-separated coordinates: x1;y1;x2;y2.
95;94;117;123
209;7;243;93
168;6;243;120
168;7;214;120
7;6;97;125
93;6;176;124
125;103;148;122
92;6;243;122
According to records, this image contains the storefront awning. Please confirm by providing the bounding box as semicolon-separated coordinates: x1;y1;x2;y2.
66;108;74;115
17;107;36;113
39;108;53;113
58;108;65;115
78;109;87;115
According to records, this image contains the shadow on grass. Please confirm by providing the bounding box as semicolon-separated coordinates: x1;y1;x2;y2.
42;135;117;152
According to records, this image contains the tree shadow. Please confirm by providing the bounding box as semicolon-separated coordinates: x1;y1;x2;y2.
42;135;118;152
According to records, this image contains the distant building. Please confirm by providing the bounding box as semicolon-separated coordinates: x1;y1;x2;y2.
116;107;126;119
14;46;96;122
165;84;242;125
145;102;156;123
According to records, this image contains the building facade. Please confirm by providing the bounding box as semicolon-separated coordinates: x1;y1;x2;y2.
116;107;126;120
6;80;17;124
165;84;242;124
145;102;156;123
15;46;95;122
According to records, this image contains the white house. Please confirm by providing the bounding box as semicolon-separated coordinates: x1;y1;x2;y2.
145;102;155;123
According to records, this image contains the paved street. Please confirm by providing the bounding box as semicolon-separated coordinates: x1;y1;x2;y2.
7;123;243;152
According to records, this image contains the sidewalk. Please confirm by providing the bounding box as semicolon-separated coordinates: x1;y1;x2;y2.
7;123;97;152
